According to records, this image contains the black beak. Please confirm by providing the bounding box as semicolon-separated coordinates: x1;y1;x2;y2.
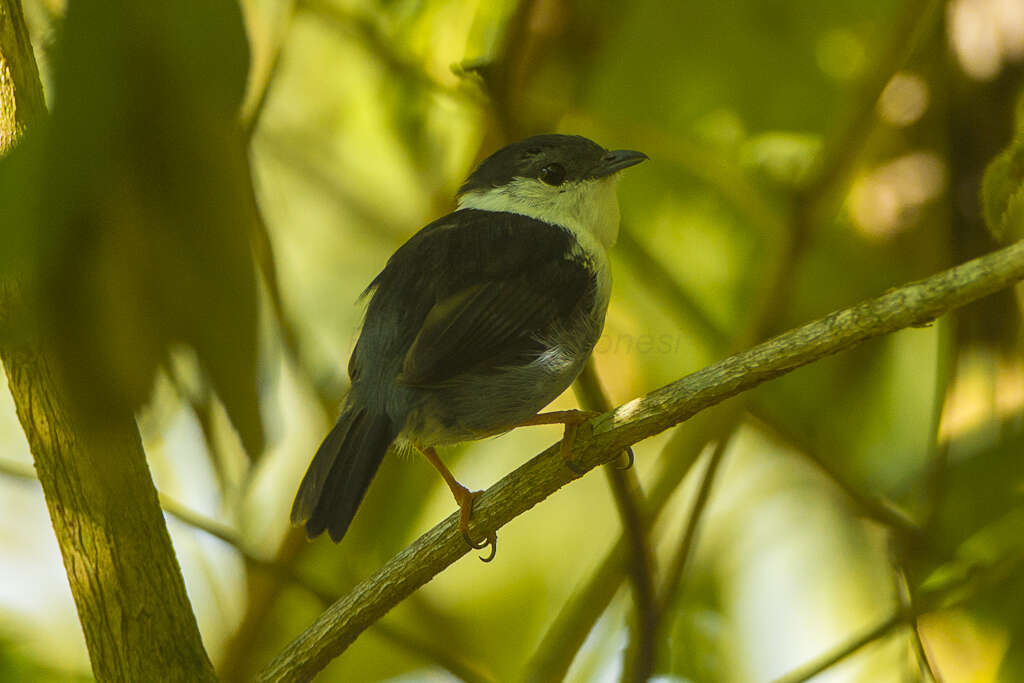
589;149;648;178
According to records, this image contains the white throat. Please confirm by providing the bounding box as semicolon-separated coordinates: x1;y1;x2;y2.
457;176;622;251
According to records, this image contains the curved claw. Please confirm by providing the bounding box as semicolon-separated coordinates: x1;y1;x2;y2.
461;529;487;549
461;529;498;562
453;487;498;561
478;534;497;562
615;446;635;470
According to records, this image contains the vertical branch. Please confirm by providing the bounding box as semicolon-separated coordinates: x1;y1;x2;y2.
0;2;217;679
523;407;741;682
891;559;939;682
1;346;219;681
573;360;657;682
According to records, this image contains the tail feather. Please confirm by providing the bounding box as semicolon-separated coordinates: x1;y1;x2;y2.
291;407;394;542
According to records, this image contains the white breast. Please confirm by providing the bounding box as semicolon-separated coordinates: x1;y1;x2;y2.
457;175;622;255
458;174;618;320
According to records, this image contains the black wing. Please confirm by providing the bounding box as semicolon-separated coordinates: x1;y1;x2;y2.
353;209;595;387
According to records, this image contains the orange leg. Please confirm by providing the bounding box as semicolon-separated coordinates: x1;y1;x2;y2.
515;409;633;473
419;446;497;562
516;410;597;470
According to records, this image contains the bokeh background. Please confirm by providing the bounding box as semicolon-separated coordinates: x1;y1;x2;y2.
2;0;1024;680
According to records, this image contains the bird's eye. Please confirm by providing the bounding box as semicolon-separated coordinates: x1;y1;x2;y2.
540;163;567;186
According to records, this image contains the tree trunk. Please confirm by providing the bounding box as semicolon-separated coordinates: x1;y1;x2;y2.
0;1;217;679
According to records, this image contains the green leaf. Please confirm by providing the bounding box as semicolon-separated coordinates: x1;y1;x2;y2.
929;427;1024;556
981;87;1024;242
4;0;265;456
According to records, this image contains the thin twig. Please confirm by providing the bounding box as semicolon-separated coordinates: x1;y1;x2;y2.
523;535;635;682
369;621;498;683
0;462;333;603
911;619;940;683
0;457;35;481
241;0;334;422
657;434;733;613
898;569;941;682
162;360;236;495
924;324;956;534
885;543;936;682
748;412;925;541
297;0;460;98
618;430;737;679
0;460;498;682
257;238;1024;682
797;0;942;207
771;550;1024;683
524;405;742;682
241;0;297;142
162;496;497;683
773;610;910;683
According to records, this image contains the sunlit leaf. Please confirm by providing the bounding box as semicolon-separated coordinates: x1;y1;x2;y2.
981;138;1024;242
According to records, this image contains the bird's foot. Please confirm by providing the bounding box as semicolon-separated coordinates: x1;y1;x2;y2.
521;410;595;473
563;429;633;474
419;446;497;562
559;413;595;474
519;410;634;474
517;409;599;474
453;485;497;562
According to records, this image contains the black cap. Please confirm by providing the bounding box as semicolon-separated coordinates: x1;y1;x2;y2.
459;134;646;195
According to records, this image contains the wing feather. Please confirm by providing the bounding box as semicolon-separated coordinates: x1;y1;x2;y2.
351;209;596;389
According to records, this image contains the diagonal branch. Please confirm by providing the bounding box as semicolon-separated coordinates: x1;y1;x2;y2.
257;237;1024;683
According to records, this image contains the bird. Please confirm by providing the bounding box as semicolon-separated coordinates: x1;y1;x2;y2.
290;134;647;561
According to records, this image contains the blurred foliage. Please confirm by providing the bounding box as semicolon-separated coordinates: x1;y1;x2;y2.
1;0;1024;681
0;633;91;683
0;0;263;454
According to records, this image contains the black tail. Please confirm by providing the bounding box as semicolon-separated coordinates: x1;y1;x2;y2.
291;406;395;542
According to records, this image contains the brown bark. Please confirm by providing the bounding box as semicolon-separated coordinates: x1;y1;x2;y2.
0;0;44;148
2;346;218;681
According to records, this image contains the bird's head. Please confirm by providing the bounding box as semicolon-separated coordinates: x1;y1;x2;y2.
457;134;647;249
